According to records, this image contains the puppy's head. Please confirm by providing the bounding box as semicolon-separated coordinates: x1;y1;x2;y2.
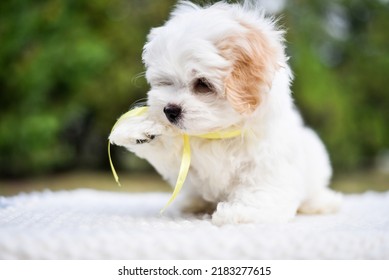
142;1;286;134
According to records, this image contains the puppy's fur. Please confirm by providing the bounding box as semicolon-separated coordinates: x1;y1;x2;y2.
109;1;342;225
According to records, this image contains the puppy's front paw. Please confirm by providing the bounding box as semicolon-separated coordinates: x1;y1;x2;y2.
135;133;156;144
109;116;163;147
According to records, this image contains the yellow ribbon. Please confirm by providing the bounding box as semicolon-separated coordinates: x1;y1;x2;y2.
108;106;242;212
108;106;149;187
159;134;191;213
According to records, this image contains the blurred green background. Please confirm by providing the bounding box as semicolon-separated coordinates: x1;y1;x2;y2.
0;0;388;196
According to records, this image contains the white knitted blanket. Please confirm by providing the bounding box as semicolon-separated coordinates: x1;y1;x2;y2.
0;189;388;259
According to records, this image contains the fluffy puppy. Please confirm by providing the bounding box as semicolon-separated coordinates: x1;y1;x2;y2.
109;1;342;225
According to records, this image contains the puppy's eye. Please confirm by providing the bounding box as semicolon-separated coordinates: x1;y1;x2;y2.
155;80;173;87
193;78;214;94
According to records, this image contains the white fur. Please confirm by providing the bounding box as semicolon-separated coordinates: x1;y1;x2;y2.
109;1;342;225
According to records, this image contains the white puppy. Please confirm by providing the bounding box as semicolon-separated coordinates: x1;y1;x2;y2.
109;1;342;225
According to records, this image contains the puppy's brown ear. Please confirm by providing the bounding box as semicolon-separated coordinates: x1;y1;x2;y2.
218;22;279;114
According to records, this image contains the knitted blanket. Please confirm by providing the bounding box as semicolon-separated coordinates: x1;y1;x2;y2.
0;189;388;259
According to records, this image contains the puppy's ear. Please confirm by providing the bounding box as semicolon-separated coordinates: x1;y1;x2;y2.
218;22;280;114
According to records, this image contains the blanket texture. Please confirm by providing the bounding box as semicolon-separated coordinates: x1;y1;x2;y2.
0;189;388;259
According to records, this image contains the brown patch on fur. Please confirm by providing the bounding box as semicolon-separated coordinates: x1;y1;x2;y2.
217;21;280;114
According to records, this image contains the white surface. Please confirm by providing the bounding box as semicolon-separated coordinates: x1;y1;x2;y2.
0;189;388;259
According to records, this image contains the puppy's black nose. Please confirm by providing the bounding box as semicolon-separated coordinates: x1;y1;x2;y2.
164;104;182;123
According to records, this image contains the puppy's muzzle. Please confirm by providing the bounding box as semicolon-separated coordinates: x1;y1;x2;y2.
164;104;182;124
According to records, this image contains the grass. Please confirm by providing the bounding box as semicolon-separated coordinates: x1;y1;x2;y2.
0;169;388;197
0;171;170;197
331;170;389;194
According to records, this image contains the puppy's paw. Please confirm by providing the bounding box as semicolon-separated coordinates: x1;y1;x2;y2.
109;116;164;147
135;133;156;144
212;202;295;226
298;189;342;215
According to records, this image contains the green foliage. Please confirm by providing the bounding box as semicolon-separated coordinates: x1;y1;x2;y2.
285;0;389;171
0;0;388;177
0;0;175;176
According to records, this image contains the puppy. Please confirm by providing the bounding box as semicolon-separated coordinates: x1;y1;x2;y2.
109;1;342;225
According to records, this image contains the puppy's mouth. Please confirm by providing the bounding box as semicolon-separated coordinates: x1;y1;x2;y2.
162;103;239;135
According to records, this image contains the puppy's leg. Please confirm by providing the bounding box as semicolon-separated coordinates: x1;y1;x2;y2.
109;113;182;182
298;128;342;214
